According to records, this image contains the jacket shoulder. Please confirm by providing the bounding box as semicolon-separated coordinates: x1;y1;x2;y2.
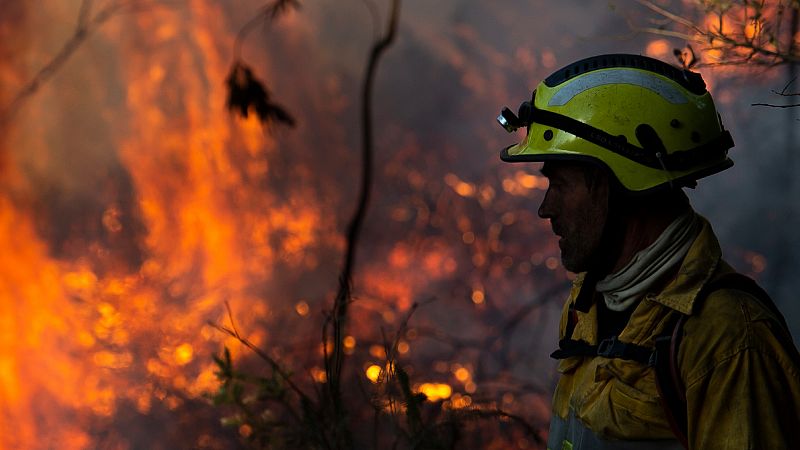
679;279;799;386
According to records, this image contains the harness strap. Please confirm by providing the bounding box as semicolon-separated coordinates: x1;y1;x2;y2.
550;272;794;449
551;337;655;365
653;314;689;449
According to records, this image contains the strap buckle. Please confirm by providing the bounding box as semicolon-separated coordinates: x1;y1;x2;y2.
596;336;625;358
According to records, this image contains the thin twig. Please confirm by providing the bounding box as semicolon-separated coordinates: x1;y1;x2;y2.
325;2;402;447
751;102;800;107
0;0;133;126
209;301;309;402
631;0;800;67
232;0;300;62
634;0;699;30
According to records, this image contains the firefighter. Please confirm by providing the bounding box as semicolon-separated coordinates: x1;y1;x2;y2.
497;54;800;449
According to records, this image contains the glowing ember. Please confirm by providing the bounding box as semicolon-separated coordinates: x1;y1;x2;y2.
365;364;382;383
417;382;452;401
454;367;471;382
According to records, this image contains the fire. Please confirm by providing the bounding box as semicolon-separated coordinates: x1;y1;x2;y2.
0;0;340;447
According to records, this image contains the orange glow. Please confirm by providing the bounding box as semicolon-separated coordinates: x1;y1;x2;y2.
471;289;485;304
344;336;356;349
295;301;310;316
311;367;327;383
366;364;382;383
238;424;253;438
645;39;671;59
462;231;476;244
397;341;410;355
541;50;557;69
370;345;386;359
446;393;472;409
445;173;476;197
454;367;471;382
465;381;477;394
744;21;761;40
174;343;194;366
417;382;452;401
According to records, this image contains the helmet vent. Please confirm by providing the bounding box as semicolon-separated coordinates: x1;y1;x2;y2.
635;123;666;153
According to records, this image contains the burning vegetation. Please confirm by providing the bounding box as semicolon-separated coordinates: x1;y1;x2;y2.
0;0;796;449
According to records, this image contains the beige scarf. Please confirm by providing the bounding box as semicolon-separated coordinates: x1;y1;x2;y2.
596;210;701;311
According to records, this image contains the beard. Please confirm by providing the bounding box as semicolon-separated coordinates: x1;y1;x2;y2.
555;212;610;273
559;234;596;273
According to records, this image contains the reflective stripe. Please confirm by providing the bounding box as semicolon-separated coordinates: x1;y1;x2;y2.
548;410;684;450
547;69;688;106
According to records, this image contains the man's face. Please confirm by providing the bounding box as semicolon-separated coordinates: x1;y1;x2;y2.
538;162;609;273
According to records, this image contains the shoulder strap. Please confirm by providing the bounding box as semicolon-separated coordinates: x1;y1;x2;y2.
705;273;792;339
654;272;793;449
653;312;689;448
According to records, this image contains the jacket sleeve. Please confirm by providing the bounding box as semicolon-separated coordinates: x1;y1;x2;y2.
681;290;800;450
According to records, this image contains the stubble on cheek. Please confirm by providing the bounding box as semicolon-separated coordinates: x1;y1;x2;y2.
558;209;604;273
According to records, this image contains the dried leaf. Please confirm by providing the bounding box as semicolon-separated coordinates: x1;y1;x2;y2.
225;61;296;127
673;45;697;69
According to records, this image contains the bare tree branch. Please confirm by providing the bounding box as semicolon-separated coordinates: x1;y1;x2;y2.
0;0;159;126
325;1;402;447
632;0;800;67
751;101;800;106
232;0;301;62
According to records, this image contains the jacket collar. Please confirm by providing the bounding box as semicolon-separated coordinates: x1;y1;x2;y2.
570;215;721;315
649;215;721;315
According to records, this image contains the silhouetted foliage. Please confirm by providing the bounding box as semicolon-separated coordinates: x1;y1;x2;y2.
673;44;698;69
225;61;296;127
634;0;799;67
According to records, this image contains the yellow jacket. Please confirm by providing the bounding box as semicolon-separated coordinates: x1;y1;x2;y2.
548;217;800;450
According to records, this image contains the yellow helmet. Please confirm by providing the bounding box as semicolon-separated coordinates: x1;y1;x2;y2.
498;54;734;192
